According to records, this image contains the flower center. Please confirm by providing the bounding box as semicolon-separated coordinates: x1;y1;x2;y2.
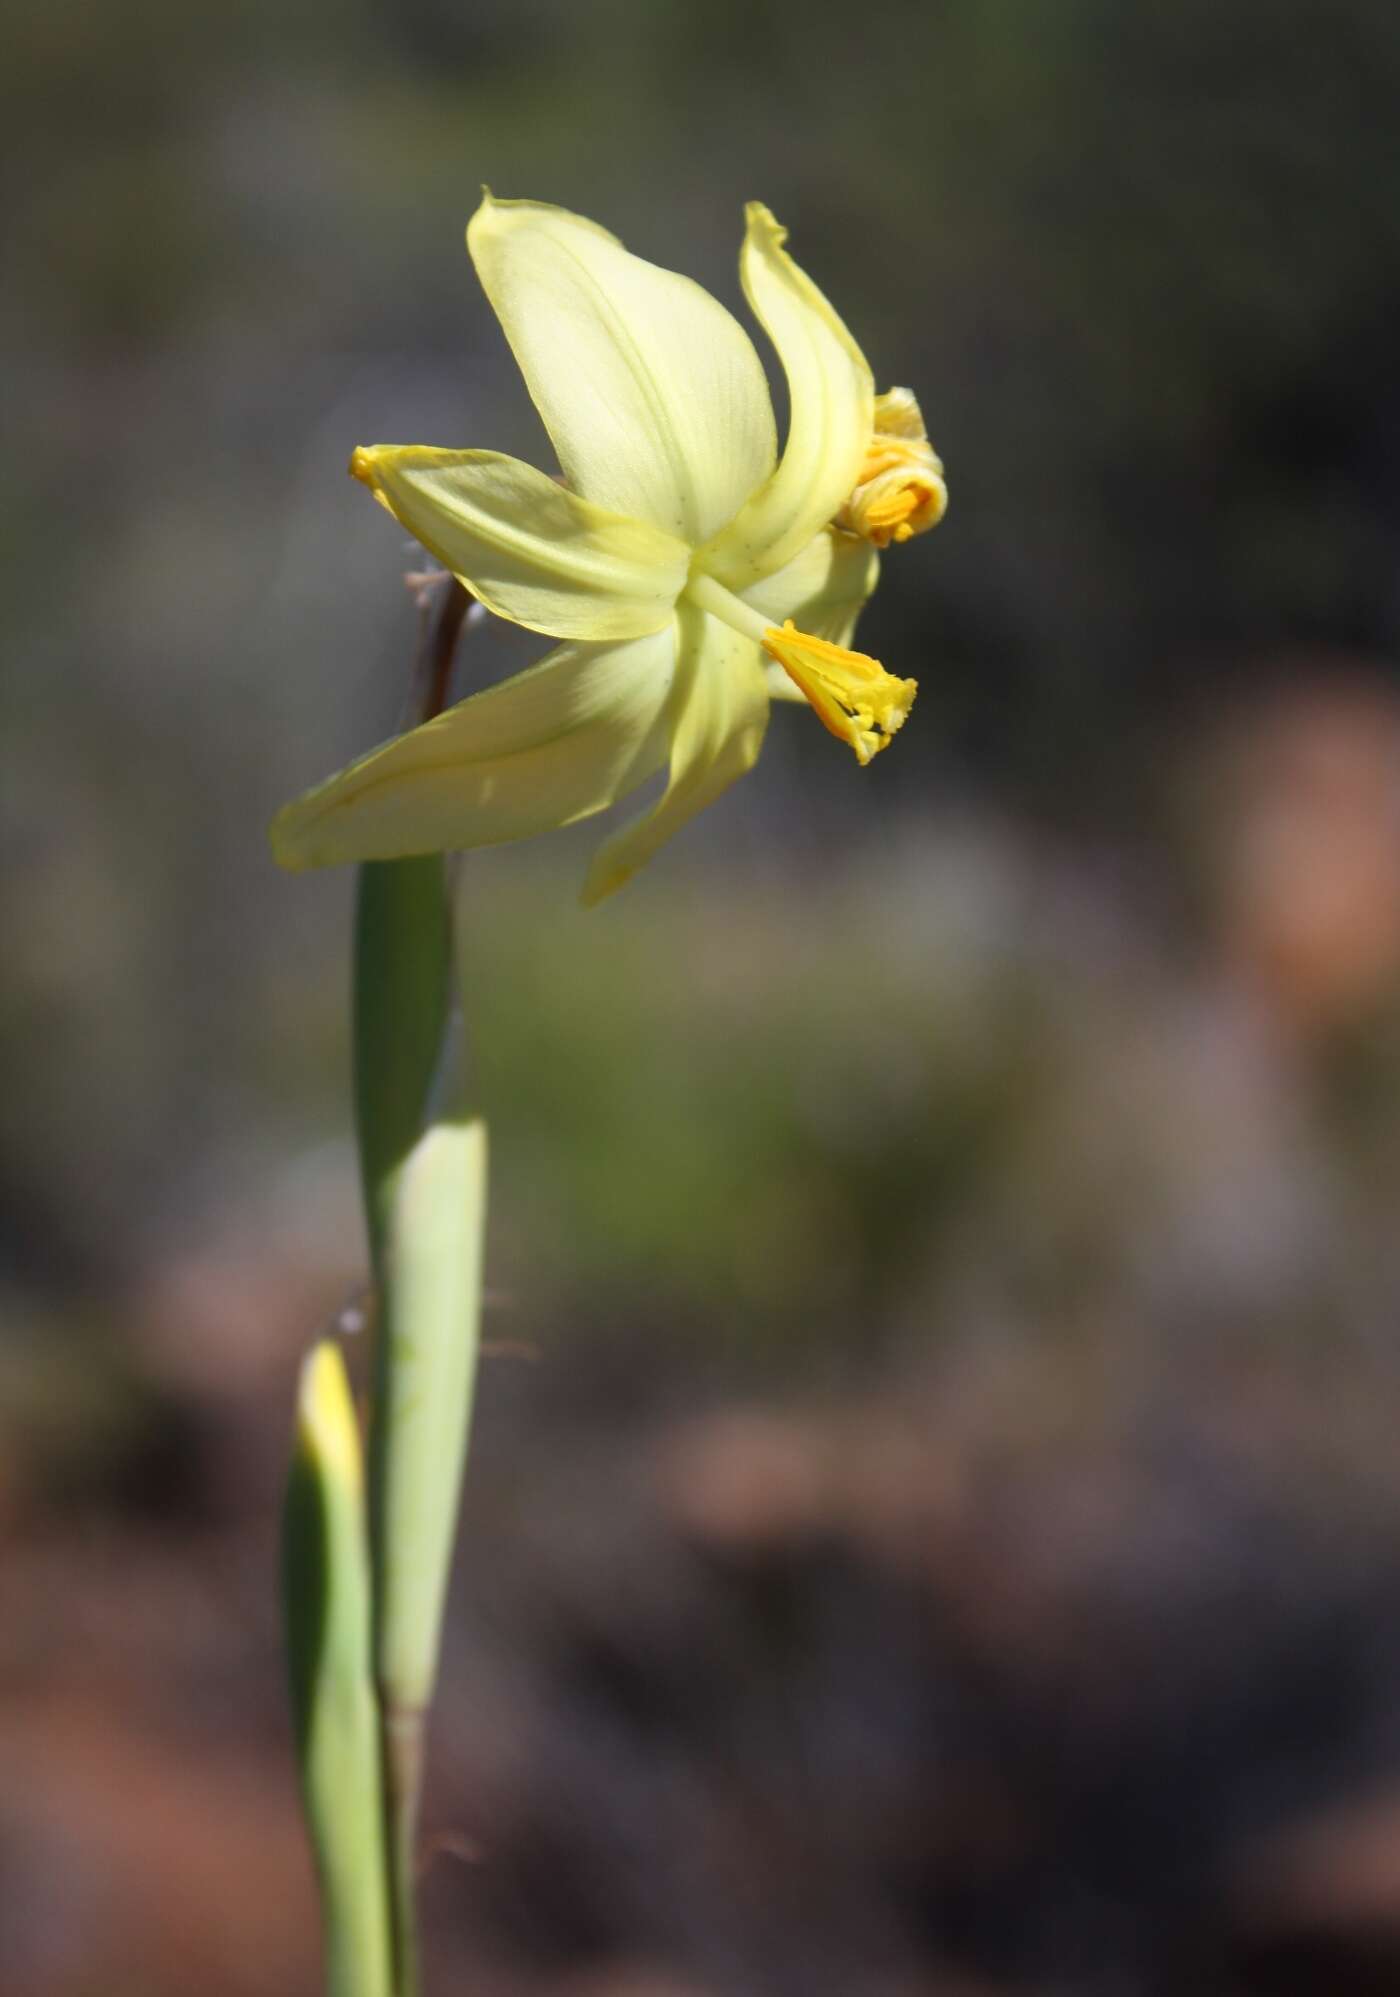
761;621;917;765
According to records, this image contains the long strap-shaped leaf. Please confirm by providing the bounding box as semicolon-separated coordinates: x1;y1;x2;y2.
284;1342;394;1997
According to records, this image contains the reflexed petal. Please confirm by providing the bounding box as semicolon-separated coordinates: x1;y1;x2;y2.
271;630;675;869
701;204;873;591
580;602;769;906
467;194;776;545
352;446;689;641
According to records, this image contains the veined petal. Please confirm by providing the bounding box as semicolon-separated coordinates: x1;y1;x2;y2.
467;194;777;545
351;447;689;641
743;529;881;702
271;630;675;869
701;204;874;591
580;602;769;906
743;526;879;642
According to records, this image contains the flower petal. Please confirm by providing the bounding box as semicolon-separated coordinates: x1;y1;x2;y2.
701;204;874;591
270;630;675;869
580;602;769;906
742;526;880;642
467;194;777;545
352;446;689;641
743;529;881;702
763;662;814;705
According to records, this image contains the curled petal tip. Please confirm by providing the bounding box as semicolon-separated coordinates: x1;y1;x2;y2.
744;200;784;242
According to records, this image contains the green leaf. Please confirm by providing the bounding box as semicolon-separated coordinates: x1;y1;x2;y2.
283;1342;393;1997
372;1112;488;1714
353;856;454;1277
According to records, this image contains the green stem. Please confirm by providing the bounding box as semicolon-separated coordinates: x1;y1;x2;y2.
352;572;470;1275
383;1703;426;1997
351;575;485;1997
353;856;453;1281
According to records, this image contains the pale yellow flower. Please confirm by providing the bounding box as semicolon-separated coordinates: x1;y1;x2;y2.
272;195;944;905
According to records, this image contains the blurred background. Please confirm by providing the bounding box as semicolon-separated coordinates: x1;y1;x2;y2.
6;0;1400;1990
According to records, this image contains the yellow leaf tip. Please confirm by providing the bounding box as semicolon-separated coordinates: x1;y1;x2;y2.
296;1341;363;1492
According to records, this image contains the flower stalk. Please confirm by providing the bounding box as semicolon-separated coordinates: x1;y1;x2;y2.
279;191;945;1995
288;574;487;1997
358;580;486;1997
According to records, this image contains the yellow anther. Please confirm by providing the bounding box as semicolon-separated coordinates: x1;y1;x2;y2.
871;386;928;440
762;620;917;766
837;386;947;549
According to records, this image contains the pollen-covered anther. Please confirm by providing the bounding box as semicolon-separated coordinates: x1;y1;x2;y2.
762;620;917;766
837;385;948;549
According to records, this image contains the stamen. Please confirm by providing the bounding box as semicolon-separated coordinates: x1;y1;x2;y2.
762;621;917;766
683;570;773;642
837;386;947;549
870;387;928;441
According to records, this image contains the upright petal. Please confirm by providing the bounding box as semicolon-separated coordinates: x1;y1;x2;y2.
467;194;776;545
352;447;689;641
700;204;874;591
581;601;769;906
271;630;675;869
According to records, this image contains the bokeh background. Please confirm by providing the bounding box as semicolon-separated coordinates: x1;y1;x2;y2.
7;1;1400;1991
